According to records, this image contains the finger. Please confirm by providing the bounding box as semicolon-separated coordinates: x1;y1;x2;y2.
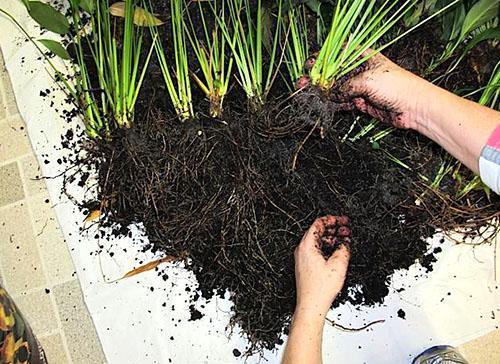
321;215;337;227
300;216;331;249
352;97;368;113
326;244;350;271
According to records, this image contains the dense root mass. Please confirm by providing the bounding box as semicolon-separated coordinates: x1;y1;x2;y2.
74;12;500;352
90;98;500;351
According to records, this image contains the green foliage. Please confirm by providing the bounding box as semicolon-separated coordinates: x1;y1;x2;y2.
37;38;71;59
310;0;418;89
152;0;193;121
217;0;284;106
69;0;156;134
404;0;439;26
78;0;95;13
0;4;74;111
20;0;31;9
453;26;500;70
186;0;232;118
281;4;309;85
2;0;157;136
428;0;499;73
14;0;70;59
459;0;498;39
26;1;69;34
480;61;500;110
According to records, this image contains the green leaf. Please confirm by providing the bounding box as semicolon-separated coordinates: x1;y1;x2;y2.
441;2;465;41
460;0;499;40
38;39;71;59
460;26;500;62
404;3;424;27
27;1;69;35
79;0;95;14
304;0;322;14
371;141;380;150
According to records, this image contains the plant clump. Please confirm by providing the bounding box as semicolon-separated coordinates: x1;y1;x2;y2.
2;0;499;355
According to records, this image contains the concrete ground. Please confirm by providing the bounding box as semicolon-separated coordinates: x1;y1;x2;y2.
0;49;105;363
0;48;498;363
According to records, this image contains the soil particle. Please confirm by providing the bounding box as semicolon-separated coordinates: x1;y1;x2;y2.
397;309;406;320
189;305;203;321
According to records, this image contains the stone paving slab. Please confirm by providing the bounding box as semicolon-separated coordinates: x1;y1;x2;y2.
0;47;105;364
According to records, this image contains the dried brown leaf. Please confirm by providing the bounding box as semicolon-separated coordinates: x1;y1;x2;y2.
84;209;101;222
121;255;178;279
109;2;163;26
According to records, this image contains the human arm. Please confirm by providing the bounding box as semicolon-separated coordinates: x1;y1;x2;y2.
339;53;500;176
282;216;350;364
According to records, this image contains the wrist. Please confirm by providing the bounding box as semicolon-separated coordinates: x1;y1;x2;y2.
294;303;329;321
292;306;327;332
399;70;437;132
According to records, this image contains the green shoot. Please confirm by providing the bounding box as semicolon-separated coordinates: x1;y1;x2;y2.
479;61;500;110
185;0;232;118
370;127;394;143
70;0;156;134
430;157;454;190
217;0;284;107
311;0;416;88
457;175;491;199
152;0;193;121
310;0;461;89
348;119;379;142
384;150;429;182
282;5;309;85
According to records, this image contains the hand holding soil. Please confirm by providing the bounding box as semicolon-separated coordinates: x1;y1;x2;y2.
337;52;427;130
294;216;351;317
284;216;351;364
337;52;500;175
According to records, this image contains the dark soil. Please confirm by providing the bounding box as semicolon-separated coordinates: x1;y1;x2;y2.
72;3;500;354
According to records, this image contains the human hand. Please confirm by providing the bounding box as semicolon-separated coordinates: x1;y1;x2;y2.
294;216;350;318
338;52;433;130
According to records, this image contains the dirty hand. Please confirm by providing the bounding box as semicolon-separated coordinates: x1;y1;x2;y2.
338;52;430;130
294;216;350;317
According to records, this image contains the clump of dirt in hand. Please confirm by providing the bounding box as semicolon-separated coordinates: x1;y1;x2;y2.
319;215;351;257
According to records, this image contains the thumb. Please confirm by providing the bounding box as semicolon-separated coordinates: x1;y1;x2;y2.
326;244;350;272
300;217;326;250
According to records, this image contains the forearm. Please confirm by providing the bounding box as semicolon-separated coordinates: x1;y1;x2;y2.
408;77;500;174
282;307;326;364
